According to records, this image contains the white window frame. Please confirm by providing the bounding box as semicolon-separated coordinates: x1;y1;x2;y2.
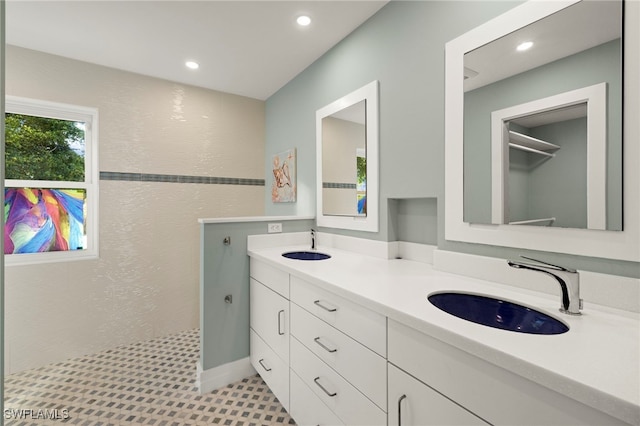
5;96;99;265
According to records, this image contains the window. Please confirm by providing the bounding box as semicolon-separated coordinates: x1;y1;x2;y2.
4;96;98;264
356;148;366;215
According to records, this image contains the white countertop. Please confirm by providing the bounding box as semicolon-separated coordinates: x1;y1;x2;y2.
248;244;640;425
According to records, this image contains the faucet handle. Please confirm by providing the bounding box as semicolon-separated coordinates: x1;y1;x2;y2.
518;256;577;273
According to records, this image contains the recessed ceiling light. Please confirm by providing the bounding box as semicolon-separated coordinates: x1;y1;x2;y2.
516;41;534;52
185;61;199;70
296;15;311;26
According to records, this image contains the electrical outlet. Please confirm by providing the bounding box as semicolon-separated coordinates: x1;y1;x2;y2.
268;223;282;233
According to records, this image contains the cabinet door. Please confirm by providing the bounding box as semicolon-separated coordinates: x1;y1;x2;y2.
250;258;289;298
250;329;289;412
250;278;289;363
388;364;488;426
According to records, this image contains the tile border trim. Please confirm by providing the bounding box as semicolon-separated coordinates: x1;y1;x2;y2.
322;182;357;189
100;171;265;186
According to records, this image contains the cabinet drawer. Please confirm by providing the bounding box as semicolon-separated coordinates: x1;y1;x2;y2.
250;258;289;298
388;363;488;426
290;336;386;426
290;303;387;411
250;329;289;412
290;369;344;426
388;320;624;426
250;279;289;363
290;275;386;357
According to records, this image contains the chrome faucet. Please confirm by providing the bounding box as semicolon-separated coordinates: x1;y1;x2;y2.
311;229;317;250
507;256;582;315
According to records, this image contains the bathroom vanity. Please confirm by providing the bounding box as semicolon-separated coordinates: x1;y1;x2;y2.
244;2;640;422
248;240;639;426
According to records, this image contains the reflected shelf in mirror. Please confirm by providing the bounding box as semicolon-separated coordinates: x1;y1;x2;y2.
508;131;559;157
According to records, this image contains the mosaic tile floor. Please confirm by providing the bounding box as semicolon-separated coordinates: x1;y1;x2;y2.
4;329;295;425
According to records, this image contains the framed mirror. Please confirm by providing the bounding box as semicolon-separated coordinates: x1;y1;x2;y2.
316;81;379;232
445;0;639;261
463;0;622;231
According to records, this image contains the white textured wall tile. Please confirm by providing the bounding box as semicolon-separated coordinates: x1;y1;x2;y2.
4;45;265;373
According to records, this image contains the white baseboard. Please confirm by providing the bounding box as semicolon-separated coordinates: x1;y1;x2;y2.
196;357;257;394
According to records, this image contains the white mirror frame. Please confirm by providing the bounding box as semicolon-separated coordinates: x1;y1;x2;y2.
316;80;379;232
444;0;639;261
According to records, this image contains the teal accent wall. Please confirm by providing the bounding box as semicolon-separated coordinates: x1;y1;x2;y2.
388;198;438;245
265;0;522;240
264;1;639;278
200;219;314;370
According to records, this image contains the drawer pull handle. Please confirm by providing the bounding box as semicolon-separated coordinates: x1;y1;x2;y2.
314;337;337;353
258;358;272;372
314;300;337;312
277;310;285;335
398;394;407;426
314;377;337;397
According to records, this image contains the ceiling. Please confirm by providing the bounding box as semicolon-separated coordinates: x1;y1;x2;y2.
463;0;621;92
6;1;388;100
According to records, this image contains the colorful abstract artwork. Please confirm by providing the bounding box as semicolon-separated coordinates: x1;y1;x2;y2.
356;150;367;215
4;188;87;254
272;148;297;203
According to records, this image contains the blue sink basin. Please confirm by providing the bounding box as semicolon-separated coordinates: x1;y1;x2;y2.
428;292;568;335
282;251;331;261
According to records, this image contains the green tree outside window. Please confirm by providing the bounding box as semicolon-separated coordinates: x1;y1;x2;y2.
5;113;85;181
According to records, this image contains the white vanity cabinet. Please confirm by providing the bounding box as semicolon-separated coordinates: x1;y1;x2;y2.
289;369;345;426
250;278;289;363
289;276;387;425
290;303;387;409
388;363;488;426
247;245;637;426
249;329;289;411
289;275;387;357
249;259;290;412
388;319;627;426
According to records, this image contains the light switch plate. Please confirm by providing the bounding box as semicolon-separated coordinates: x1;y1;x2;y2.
268;223;282;233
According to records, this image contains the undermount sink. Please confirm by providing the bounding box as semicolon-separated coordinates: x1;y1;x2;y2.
282;251;331;261
428;292;569;335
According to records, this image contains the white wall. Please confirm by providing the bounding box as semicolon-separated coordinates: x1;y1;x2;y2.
322;116;365;215
4;46;265;374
